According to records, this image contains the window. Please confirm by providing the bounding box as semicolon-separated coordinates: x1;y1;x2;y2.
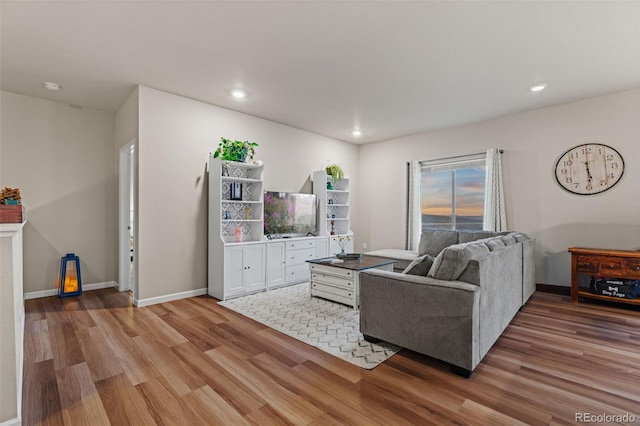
420;154;486;231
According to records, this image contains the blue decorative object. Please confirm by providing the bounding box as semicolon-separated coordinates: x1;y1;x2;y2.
58;253;82;298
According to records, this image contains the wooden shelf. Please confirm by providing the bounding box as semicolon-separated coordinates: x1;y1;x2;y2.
576;289;640;306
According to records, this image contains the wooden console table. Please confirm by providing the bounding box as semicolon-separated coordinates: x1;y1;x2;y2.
569;247;640;305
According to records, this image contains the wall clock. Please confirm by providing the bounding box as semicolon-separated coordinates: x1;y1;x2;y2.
554;143;624;195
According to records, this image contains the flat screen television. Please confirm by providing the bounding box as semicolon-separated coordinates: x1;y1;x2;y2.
263;191;317;237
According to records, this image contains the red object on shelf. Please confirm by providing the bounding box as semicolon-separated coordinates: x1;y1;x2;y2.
0;205;24;223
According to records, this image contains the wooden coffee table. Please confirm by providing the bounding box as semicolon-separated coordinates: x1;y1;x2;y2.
307;255;396;309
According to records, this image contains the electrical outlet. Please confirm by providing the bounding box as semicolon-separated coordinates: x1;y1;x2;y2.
362;242;367;250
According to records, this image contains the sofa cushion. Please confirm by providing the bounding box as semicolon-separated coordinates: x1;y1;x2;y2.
485;238;506;251
402;254;435;276
418;229;459;256
508;232;529;243
365;248;419;271
458;231;503;244
428;241;490;281
501;234;517;246
458;259;481;285
365;248;418;261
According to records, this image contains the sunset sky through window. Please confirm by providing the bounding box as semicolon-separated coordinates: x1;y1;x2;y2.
421;167;485;217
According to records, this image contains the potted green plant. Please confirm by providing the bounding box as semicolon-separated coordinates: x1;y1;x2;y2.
325;164;344;181
213;137;259;162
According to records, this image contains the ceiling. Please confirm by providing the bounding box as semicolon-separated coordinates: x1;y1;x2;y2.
2;1;639;145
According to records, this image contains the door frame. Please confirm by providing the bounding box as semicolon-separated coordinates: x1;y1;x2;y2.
118;139;136;293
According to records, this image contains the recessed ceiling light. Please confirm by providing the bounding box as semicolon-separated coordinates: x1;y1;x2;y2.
43;81;61;91
529;83;547;92
352;130;362;137
231;89;247;99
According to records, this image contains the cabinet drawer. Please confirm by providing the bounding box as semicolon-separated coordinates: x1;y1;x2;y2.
309;263;354;279
311;282;354;300
625;260;640;278
576;256;599;273
286;263;310;282
286;239;316;250
311;272;354;289
599;258;624;274
286;247;316;265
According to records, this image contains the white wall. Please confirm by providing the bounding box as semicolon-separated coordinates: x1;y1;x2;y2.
137;86;358;301
114;88;139;297
115;87;139;151
358;89;640;286
0;91;117;293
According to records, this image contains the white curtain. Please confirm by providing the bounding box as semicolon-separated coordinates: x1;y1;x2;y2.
406;160;421;251
483;148;507;231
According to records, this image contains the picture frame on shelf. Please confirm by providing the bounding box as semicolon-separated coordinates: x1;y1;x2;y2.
230;182;243;200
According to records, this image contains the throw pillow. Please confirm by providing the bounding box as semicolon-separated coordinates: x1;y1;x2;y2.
428;241;490;281
418;229;458;256
402;254;435;276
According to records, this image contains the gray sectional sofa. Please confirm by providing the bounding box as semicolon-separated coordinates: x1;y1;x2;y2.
359;229;535;377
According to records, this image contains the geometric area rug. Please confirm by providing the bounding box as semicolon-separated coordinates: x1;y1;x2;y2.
219;283;401;369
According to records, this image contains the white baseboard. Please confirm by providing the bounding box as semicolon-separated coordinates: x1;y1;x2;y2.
0;416;21;426
134;288;208;307
23;281;117;300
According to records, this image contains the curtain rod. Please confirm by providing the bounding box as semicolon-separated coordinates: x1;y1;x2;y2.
412;149;504;166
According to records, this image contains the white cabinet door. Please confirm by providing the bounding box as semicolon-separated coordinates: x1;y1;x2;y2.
244;244;266;293
316;237;329;258
224;246;245;297
266;242;286;288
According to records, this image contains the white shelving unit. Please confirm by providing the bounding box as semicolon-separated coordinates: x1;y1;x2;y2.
312;170;354;253
216;158;264;243
209;161;347;301
0;222;25;426
209;156;266;300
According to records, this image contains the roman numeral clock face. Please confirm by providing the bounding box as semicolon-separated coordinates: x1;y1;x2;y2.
555;144;624;195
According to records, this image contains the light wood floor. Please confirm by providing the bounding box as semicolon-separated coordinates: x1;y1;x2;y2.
22;289;640;425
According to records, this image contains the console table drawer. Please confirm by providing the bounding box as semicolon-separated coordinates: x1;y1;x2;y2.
287;239;316;250
599;258;624;274
286;247;316;265
311;272;354;289
311;282;354;302
309;263;354;279
576;256;599;273
625;260;640;277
